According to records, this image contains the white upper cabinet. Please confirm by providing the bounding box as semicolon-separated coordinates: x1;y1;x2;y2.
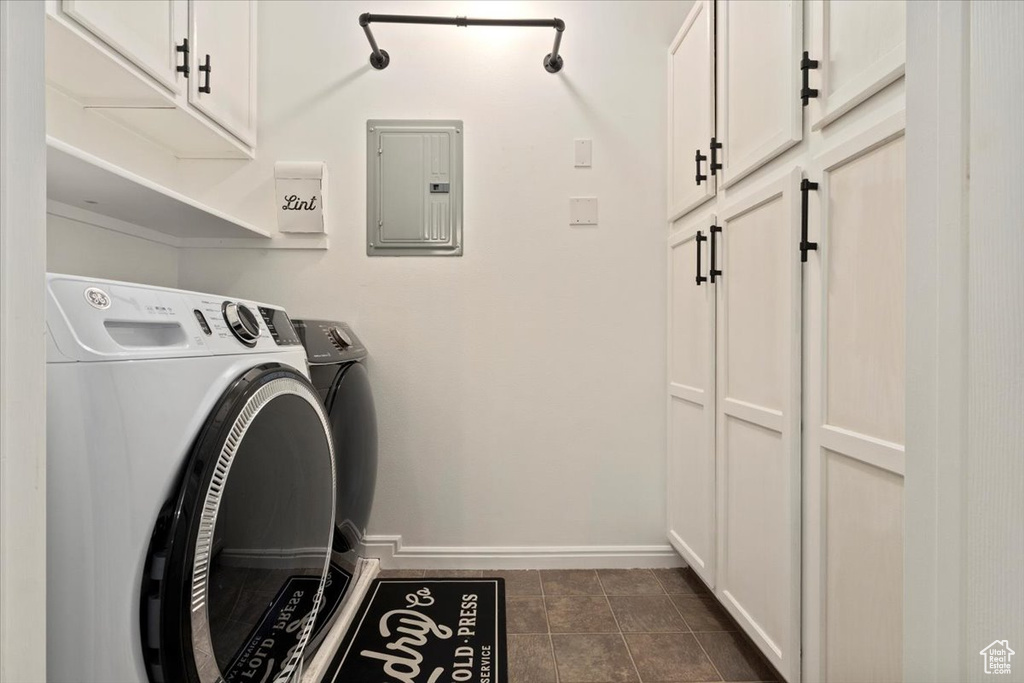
62;0;187;95
188;0;257;147
807;0;906;130
46;0;257;158
668;1;716;222
716;0;802;189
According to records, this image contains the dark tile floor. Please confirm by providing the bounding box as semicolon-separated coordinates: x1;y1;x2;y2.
377;567;780;683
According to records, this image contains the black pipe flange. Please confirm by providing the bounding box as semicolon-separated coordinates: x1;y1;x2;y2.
370;49;390;70
544;53;563;73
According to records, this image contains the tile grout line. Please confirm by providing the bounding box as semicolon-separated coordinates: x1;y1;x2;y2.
666;586;726;683
597;571;645;683
538;572;560;683
664;572;780;682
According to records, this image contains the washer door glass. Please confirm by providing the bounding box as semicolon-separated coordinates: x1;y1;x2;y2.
203;388;335;677
142;365;336;683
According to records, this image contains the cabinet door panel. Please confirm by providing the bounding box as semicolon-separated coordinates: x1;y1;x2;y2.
809;0;905;130
715;171;801;681
667;219;717;586
189;0;256;145
668;1;716;221
63;0;185;94
805;113;906;683
717;0;802;189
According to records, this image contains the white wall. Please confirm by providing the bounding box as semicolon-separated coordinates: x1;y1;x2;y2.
173;0;690;566
46;212;179;287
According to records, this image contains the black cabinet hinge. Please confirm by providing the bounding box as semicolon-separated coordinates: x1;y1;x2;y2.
800;177;819;262
176;38;189;77
800;51;819;106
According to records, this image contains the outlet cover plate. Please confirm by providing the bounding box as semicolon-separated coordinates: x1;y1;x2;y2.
570;197;598;226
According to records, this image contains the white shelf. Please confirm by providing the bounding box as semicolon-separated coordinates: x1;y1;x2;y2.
46;137;271;240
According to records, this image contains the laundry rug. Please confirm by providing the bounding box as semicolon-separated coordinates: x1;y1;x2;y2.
320;578;508;683
223;563;351;682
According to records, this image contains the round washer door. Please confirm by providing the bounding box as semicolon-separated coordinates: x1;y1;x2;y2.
142;364;336;683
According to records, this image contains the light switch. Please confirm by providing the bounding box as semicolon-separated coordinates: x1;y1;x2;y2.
574;139;592;167
570;197;598;226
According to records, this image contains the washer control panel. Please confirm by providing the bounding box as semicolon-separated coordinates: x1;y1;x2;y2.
258;306;302;346
45;274;301;361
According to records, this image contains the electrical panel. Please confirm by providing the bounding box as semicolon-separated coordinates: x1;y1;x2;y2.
366;119;463;256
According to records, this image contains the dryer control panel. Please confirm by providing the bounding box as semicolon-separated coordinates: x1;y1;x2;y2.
292;319;367;365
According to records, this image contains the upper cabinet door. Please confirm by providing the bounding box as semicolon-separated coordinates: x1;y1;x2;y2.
716;0;802;190
62;0;187;95
189;0;257;146
668;0;716;222
808;0;905;130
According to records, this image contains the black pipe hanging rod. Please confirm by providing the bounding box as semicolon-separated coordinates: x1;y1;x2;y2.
359;13;565;73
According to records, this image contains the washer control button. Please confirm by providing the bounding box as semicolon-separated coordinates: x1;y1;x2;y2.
193;309;212;335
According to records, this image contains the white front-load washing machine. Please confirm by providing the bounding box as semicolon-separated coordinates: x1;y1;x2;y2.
46;274;336;683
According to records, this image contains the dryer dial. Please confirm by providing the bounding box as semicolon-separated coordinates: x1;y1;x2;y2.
222;301;261;347
328;325;353;349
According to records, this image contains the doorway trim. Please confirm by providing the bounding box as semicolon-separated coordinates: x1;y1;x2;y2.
0;1;47;679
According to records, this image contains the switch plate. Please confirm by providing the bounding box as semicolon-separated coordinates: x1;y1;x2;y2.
570;197;598;226
574;139;592;167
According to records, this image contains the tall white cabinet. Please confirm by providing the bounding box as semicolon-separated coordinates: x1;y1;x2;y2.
667;1;906;681
667;216;716;585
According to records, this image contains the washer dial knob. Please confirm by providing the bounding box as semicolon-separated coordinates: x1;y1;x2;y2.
222;301;261;347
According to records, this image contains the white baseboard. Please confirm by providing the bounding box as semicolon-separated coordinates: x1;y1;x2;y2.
362;535;684;570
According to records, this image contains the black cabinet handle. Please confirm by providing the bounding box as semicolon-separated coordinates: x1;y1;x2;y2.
695;149;707;186
710;137;722;176
199;54;212;94
800;177;819;262
709;224;722;283
176;38;189;77
695;230;707;286
800;51;819;106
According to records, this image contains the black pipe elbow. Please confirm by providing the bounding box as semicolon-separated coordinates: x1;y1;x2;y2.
359;13;372;27
553;18;565;32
